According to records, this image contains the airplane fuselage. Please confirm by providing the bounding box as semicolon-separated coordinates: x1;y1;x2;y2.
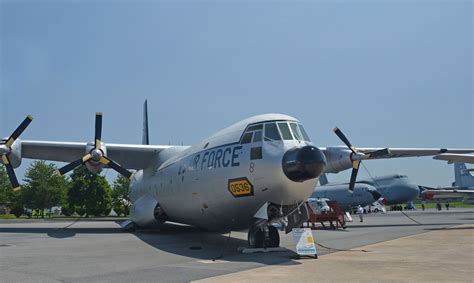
360;174;420;205
312;183;380;211
128;114;325;230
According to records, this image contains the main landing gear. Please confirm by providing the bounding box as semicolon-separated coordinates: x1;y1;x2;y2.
247;224;280;248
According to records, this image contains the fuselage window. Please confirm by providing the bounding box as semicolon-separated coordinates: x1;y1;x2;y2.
290;123;303;141
298;124;311;142
264;123;282;141
253;131;262;142
278;122;293;140
241;132;253;144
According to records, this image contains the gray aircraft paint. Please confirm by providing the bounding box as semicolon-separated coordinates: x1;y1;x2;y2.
315;174;419;208
454;163;474;188
359;174;419;205
312;182;380;211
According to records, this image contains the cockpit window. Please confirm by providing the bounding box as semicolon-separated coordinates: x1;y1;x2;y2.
264;123;282;141
253;131;262;142
241;123;263;144
290;123;303;141
241;132;253;144
298;124;311;141
277;122;293;140
247;124;263;131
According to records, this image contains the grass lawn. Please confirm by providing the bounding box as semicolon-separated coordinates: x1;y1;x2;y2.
413;201;474;209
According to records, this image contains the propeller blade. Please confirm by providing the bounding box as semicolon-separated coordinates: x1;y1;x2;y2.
2;155;20;190
100;156;132;179
95;112;102;149
364;148;390;159
57;154;92;176
333;127;357;153
6;115;33;148
348;160;361;192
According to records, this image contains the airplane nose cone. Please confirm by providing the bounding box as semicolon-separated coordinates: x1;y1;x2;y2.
369;189;382;201
409;184;420;199
282;145;326;182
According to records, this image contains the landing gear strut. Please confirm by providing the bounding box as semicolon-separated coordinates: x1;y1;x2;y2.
247;224;280;248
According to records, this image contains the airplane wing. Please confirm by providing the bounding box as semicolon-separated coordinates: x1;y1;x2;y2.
433;154;474;164
356;148;474;159
21;140;174;169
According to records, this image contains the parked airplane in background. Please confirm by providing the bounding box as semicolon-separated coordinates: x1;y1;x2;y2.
311;174;382;211
421;163;474;204
1;102;473;248
358;174;420;205
314;174;419;210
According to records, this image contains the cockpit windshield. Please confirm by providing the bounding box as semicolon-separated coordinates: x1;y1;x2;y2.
264;123;282;141
240;121;311;144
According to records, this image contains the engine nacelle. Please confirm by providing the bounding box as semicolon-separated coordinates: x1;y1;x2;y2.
130;196;168;228
323;147;353;173
1;138;22;168
84;142;107;174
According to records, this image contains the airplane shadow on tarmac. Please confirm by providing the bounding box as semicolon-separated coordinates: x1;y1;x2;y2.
131;222;300;266
0;221;300;266
0;226;123;239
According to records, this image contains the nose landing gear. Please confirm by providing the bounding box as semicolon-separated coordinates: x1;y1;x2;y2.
247;224;280;248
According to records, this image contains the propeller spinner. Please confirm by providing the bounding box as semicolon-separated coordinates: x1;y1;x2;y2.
57;113;132;179
0;115;33;191
333;127;390;192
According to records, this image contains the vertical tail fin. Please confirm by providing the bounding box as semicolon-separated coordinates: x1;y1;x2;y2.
454;163;474;188
142;100;149;145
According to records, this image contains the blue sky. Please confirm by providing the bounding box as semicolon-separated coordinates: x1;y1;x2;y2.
1;0;472;187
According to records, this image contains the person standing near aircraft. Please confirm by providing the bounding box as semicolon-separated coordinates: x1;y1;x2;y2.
357;205;364;222
445;200;450;210
421;200;426;211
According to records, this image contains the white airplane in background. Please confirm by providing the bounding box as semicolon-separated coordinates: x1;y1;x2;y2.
421;163;474;204
1;102;473;248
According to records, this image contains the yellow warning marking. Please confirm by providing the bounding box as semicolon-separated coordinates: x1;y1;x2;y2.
353;160;361;169
99;157;110;165
6;138;14;148
82;154;92;162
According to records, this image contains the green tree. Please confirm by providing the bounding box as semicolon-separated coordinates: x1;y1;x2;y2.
0;167;23;217
112;175;131;216
0;166;12;206
22;161;68;218
68;167;112;216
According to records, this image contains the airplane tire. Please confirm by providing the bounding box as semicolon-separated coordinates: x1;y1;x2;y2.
248;226;265;248
265;226;280;248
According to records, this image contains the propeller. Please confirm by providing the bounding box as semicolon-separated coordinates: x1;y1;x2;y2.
333;127;390;192
57;113;132;179
0;115;34;191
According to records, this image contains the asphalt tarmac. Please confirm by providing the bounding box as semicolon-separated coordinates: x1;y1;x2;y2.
1;208;473;282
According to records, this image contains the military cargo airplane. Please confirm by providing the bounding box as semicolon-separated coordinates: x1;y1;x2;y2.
311;174;382;211
358;174;420;205
2;103;474;248
312;173;419;211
